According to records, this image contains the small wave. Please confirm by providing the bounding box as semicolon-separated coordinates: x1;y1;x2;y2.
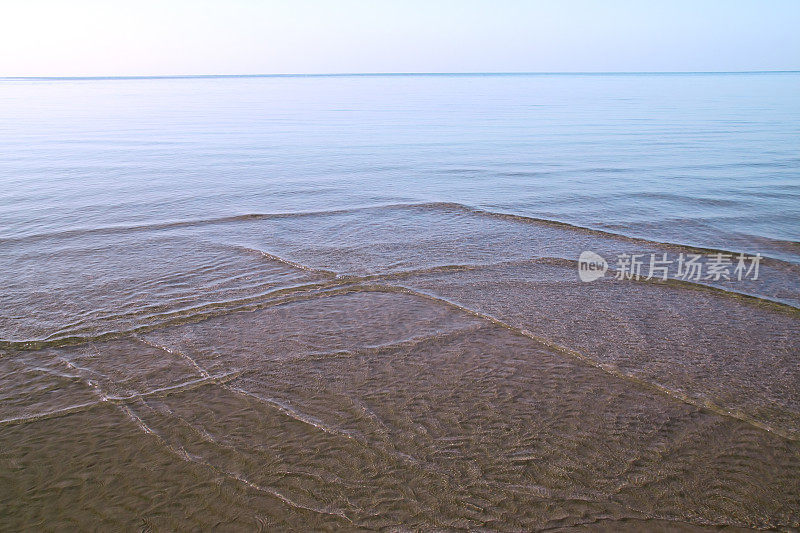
3;275;798;444
2;201;797;268
228;245;339;276
2;248;798;351
418;203;800;267
0;209;361;245
623;191;743;208
375;283;800;441
0;280;357;351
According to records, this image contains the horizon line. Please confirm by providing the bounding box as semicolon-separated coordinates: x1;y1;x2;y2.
2;70;799;80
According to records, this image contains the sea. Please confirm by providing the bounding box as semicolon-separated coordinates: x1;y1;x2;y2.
1;73;798;530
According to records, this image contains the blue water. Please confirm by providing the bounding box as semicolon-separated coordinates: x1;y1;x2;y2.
2;72;799;260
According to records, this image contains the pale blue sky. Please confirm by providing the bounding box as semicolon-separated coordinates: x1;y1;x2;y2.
1;0;798;76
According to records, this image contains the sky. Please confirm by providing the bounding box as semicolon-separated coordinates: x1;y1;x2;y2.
1;0;798;76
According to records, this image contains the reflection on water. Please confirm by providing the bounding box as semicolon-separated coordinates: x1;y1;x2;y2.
0;74;799;530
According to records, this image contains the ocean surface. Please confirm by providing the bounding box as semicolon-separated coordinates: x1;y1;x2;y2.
1;73;799;530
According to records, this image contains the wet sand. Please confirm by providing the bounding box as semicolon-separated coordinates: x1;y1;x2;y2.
2;204;798;530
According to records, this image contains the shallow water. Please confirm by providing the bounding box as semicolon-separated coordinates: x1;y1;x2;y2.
0;73;798;530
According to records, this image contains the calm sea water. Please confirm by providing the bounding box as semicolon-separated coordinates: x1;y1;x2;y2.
1;73;799;530
1;73;799;259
